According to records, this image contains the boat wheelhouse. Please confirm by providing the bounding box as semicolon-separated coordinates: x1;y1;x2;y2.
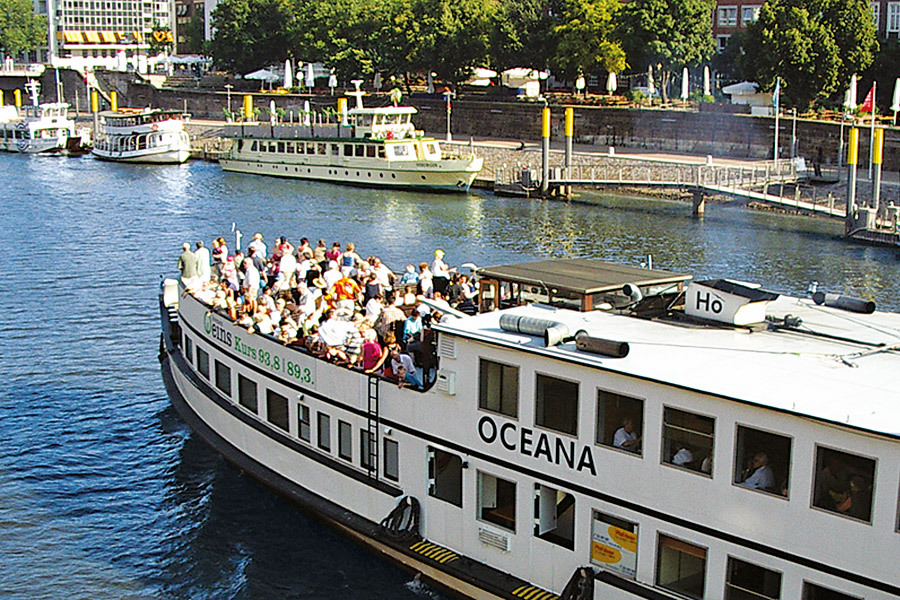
92;108;191;163
0;102;83;154
159;257;900;600
219;85;482;192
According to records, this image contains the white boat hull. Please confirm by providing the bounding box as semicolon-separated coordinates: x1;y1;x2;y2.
92;145;191;164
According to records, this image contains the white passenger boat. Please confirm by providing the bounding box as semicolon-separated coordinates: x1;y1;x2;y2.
159;257;900;600
92;108;191;163
0;101;86;154
219;84;483;192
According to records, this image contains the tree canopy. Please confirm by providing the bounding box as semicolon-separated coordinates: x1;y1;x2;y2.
552;0;626;80
739;0;877;109
0;0;47;56
209;0;294;73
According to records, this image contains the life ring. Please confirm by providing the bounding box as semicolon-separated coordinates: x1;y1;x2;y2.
151;123;159;131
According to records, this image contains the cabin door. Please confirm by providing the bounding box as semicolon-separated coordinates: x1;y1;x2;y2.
536;485;557;535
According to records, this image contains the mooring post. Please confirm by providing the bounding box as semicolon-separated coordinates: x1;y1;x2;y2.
564;107;573;169
692;190;705;218
847;128;859;220
873;128;883;215
541;107;550;197
91;89;99;135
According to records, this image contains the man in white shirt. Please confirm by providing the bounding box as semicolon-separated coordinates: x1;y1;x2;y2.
613;418;641;453
740;452;776;490
194;241;211;283
248;233;267;258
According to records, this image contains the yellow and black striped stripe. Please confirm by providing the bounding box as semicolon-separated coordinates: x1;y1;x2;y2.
408;540;460;564
511;584;558;600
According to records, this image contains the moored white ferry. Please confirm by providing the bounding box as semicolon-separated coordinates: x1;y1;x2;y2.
219;86;483;192
0;102;87;154
92;108;191;163
159;257;900;600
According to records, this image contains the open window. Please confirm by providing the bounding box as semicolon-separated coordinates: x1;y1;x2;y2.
662;407;714;475
812;446;875;522
734;426;792;496
596;390;643;455
591;512;638;578
428;447;463;507
533;484;575;549
657;534;707;600
478;471;516;531
725;557;781;600
478;358;518;418
535;374;579;436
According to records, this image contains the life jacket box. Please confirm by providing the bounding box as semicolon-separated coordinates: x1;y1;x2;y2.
685;279;779;325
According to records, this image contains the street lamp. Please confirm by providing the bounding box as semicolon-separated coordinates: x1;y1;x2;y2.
224;84;234;121
444;89;453;142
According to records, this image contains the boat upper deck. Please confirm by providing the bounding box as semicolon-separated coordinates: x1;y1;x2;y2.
435;286;900;438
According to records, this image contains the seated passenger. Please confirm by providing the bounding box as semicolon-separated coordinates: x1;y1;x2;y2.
739;452;775;491
398;264;418;286
671;446;694;467
836;475;872;521
391;350;420;389
613;418;641;452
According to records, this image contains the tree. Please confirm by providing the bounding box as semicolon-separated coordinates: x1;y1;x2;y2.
552;0;626;81
487;0;560;74
416;0;497;87
210;0;294;73
618;0;716;102
739;0;877;109
0;0;47;57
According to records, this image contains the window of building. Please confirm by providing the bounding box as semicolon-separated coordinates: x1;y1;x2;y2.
238;374;258;413
718;6;738;27
214;360;231;396
197;347;209;378
802;582;861;600
591;512;638;578
734;426;791;496
717;34;732;52
266;389;289;431
741;5;761;25
478;359;519;418
298;404;310;442
477;471;516;531
384;438;399;481
596;390;643;455
662;407;714;475
338;420;352;461
535;374;579;436
872;1;881;29
428;447;463;507
812;446;875;522
534;484;575;549
725;557;781;600
317;412;331;451
889;2;900;33
656;534;707;599
360;429;374;471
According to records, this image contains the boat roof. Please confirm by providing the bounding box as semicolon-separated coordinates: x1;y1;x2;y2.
476;259;692;296
99;108;183;117
436;266;900;438
349;106;417;116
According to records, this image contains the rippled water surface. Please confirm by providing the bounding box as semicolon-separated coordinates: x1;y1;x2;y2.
0;153;897;599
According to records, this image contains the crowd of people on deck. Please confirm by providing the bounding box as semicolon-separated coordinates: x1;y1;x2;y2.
177;234;479;390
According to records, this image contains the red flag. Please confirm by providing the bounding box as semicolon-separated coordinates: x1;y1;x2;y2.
860;86;875;112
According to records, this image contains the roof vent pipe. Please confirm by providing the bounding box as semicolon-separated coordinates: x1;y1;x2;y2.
574;330;630;358
812;292;875;314
499;314;570;347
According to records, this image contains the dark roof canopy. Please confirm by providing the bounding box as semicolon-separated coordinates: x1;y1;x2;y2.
476;259;692;295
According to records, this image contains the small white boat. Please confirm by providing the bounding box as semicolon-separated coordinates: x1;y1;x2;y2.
0;102;83;154
92;108;191;164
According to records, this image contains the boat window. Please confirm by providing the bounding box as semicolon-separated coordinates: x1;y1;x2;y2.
286;142;294;154
428;447;462;507
317;412;331;451
197;347;209;378
384;438;399;481
802;582;861;600
591;512;638;578
377;146;386;159
478;358;519;418
298;404;311;442
277;141;285;153
535;374;579;436
338;420;352;461
355;144;365;157
183;335;193;362
656;534;707;600
725;557;782;600
392;144;410;157
360;429;374;471
214;360;232;397
477;471;516;531
297;142;305;155
366;144;376;158
237;140;244;151
734;426;792;497
317;143;326;155
266;389;289;431
331;144;339;156
812;446;875;522
269;142;277;153
533;484;574;549
343;144;353;156
238;374;258;413
596;390;643;456
257;141;265;152
662;407;715;475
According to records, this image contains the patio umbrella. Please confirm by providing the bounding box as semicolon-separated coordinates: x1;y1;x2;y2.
847;74;858;110
284;59;293;89
245;68;279;83
373;72;382;91
648;65;655;98
892;78;900;124
681;67;689;101
426;72;434;94
606;71;617;95
306;63;315;89
303;99;311;126
703;66;710;96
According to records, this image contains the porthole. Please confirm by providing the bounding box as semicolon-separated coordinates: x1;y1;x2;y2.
391;174;396;179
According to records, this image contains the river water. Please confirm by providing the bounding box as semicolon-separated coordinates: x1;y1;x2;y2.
0;153;897;599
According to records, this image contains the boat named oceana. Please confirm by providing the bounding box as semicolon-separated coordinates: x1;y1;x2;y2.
219;85;483;192
159;257;900;600
91;108;191;164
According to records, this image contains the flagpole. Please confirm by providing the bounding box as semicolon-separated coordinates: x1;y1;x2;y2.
869;80;877;179
773;77;780;169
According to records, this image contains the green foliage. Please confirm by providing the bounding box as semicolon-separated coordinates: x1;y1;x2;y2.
179;10;207;55
617;0;716;102
210;0;294;72
0;0;47;56
739;0;877;109
487;0;561;73
552;0;626;80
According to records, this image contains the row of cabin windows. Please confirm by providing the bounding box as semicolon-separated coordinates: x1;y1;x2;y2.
187;336;399;481
249;139;389;159
1;128;66;140
479;358;879;525
430;446;856;600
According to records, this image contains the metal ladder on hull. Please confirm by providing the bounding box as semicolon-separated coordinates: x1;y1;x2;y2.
366;375;380;480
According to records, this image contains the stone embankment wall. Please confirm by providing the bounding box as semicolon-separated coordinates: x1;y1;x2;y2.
40;69;900;172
